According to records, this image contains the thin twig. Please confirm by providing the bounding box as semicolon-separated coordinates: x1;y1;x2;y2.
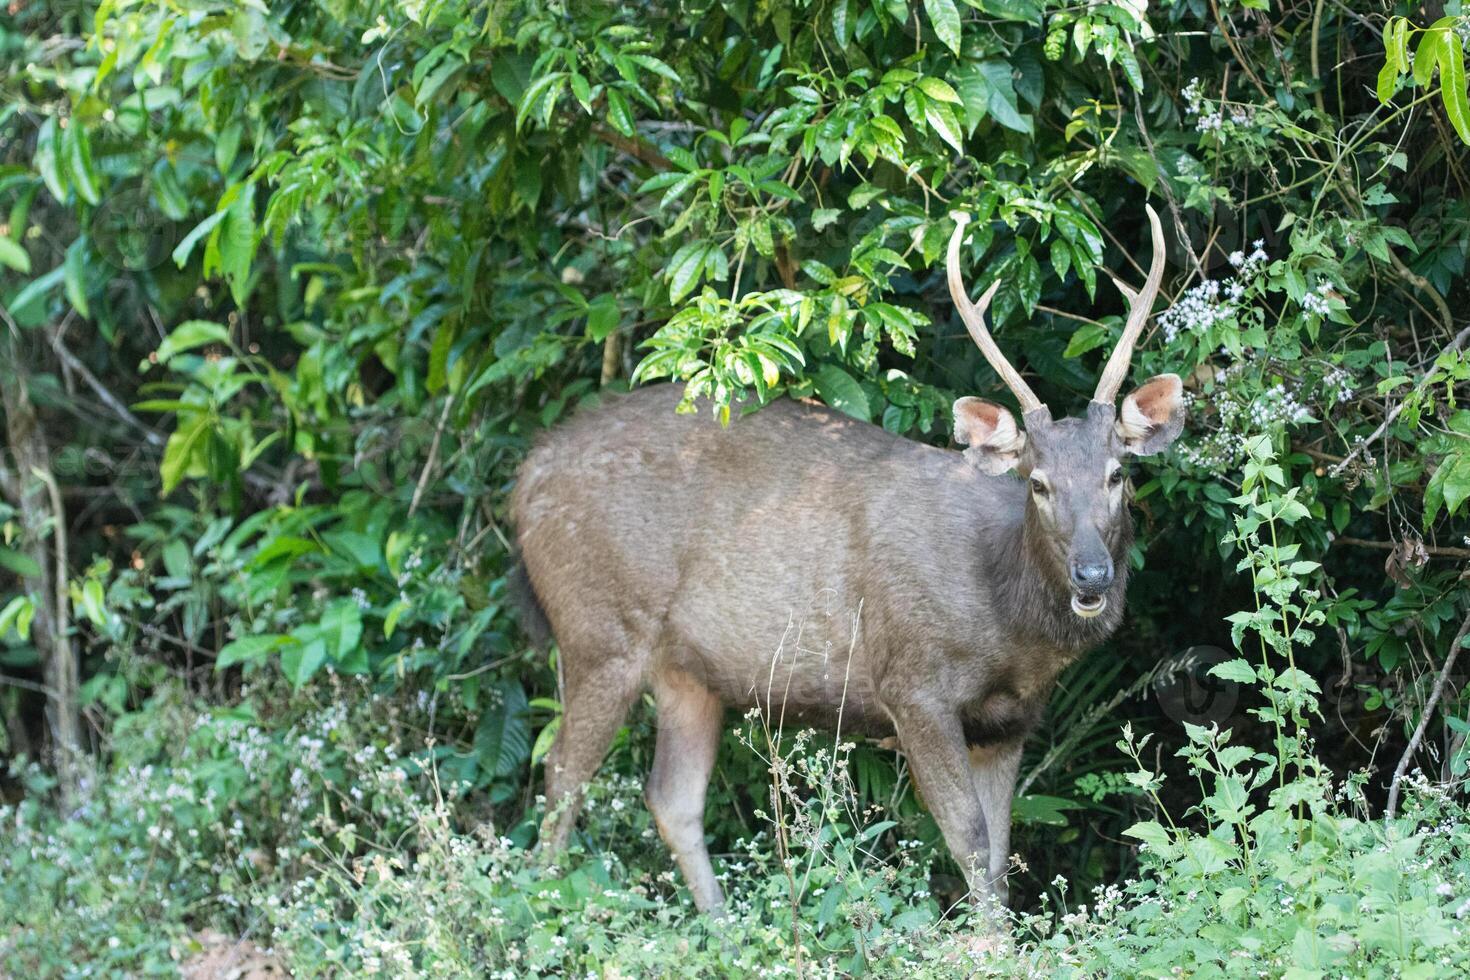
0;673;59;697
1334;536;1470;560
408;394;455;517
1386;607;1470;818
46;328;165;447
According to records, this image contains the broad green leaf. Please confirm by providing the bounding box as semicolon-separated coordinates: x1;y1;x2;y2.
216;634;296;670
917;76;962;104
282;638;327;688
1414;30;1442;88
666;242;708;303
586;294;620;341
320;600;364;660
606;88;636;137
924;0;963;55
1376;58;1399;103
0;548;41;579
1440;33;1470;144
925;100;966;153
832;0;851;47
812;363;872;421
1208;658;1258;685
1122;820;1173;850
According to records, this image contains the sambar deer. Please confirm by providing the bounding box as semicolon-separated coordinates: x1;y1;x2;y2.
511;205;1182;914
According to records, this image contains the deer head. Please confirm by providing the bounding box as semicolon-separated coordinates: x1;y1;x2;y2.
947;205;1185;620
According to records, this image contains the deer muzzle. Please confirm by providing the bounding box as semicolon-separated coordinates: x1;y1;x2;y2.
1068;554;1114;619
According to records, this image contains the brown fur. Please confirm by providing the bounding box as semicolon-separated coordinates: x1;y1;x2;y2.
512;380;1182;914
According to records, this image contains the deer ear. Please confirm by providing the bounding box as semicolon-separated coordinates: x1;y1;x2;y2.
954;397;1026;474
1117;373;1185;455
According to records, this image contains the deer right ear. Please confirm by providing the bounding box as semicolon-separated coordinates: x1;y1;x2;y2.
953;397;1026;474
1117;374;1185;455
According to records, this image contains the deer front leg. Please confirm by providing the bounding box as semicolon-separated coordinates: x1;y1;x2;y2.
891;707;992;902
970;741;1023;906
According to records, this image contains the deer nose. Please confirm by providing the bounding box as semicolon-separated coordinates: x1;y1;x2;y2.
1070;559;1113;593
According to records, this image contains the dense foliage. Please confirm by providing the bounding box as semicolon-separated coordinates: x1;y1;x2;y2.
5;0;1470;975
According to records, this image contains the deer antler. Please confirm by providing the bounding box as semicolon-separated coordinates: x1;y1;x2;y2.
1093;204;1166;405
946;212;1045;415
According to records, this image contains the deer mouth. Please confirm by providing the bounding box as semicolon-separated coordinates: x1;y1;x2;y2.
1070;593;1108;618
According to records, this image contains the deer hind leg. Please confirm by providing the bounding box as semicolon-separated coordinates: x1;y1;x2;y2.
970;740;1024;906
645;667;726;914
539;656;643;856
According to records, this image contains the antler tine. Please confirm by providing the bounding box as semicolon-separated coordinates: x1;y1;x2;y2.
946;212;1044;415
1093;203;1166;405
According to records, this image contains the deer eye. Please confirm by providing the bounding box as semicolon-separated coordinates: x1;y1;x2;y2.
1108;468;1125;487
1029;477;1048;497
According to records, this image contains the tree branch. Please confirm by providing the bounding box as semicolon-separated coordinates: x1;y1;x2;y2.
46;327;164;447
1386;607;1470;818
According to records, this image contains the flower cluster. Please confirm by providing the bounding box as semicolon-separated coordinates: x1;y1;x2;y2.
1300;280;1339;317
1157;240;1267;343
1182;77;1255;133
1178;369;1317;473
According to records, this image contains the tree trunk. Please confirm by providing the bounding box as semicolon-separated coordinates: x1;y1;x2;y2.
0;330;82;803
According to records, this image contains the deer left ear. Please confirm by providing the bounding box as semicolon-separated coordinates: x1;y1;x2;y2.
1117;374;1185;455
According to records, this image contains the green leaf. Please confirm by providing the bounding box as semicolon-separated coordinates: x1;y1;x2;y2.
1376;57;1400;103
925;100;966;153
216;634;295;670
172;210;227;268
218;185;259;306
320;600;364;660
1440;33;1470;144
605;88;636;137
63;237;89;318
475;679;531;779
666;242;708;303
1208;658;1258;685
281;638;327;688
978;61;1031;133
924;0;963;55
34;118;67;202
155;320;230;365
812;363;872;421
0;548;42;579
917;77;962;104
586;294;620;342
215;121;243;174
63;123;101;205
1414;31;1443;88
516;71;564;131
832;0;851;47
161;413;211;495
6;265;63;316
0;237;30;274
0;595;34;641
1122;820;1173;850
